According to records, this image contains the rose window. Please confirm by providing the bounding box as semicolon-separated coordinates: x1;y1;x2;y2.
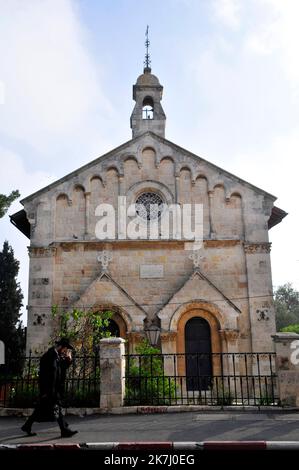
135;192;164;220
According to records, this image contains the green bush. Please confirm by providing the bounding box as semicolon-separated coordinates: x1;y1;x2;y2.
211;380;233;406
281;323;299;334
65;385;101;407
8;381;39;407
125;340;177;405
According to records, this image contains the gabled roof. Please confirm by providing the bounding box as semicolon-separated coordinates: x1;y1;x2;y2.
20;131;278;204
11;131;287;238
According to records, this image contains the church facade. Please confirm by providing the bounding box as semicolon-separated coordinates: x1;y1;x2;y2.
11;63;286;358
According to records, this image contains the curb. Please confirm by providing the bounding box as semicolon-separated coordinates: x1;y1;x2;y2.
1;441;299;450
1;406;298;417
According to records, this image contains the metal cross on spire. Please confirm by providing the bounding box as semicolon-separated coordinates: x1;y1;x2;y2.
144;25;151;72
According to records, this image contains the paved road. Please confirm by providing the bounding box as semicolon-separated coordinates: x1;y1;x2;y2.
0;412;299;444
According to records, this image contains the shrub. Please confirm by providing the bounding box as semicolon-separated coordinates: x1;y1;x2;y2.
211;379;233;406
125;340;177;405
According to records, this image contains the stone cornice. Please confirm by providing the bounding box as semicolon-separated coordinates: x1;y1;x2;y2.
28;246;57;258
244;242;271;254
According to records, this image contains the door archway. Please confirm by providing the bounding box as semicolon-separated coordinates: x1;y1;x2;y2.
185;317;212;390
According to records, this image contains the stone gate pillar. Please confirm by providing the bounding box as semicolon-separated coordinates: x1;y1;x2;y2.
100;337;126;410
272;332;299;407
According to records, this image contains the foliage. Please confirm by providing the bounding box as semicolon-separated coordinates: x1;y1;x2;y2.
281;323;299;334
8;381;39;407
0;241;25;374
65;384;101;407
274;284;299;331
125;340;177;405
0;190;20;218
257;394;275;406
51;306;114;353
211;380;233;406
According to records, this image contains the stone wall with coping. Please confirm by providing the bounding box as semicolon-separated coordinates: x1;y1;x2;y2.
272;332;299;407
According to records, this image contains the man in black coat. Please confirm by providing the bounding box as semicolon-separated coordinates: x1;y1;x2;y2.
21;338;78;438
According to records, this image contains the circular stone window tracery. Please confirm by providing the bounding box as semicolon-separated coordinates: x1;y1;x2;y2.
135;191;164;220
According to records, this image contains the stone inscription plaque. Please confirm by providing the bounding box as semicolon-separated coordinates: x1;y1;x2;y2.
140;264;164;279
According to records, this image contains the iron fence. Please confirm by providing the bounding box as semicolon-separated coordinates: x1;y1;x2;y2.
0;352;101;408
124;352;278;407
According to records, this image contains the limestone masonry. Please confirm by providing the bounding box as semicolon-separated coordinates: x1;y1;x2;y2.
11;64;287;357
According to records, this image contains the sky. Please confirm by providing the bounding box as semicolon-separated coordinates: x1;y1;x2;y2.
0;0;298;325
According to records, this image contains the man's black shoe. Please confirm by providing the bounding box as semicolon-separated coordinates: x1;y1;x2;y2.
61;429;78;438
21;425;37;436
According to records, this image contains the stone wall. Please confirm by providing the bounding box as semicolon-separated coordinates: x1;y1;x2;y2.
272;332;299;407
23;133;277;354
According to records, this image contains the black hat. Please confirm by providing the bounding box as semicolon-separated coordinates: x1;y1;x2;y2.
55;338;74;350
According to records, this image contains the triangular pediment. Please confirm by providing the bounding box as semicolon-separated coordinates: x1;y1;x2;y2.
21;131;276;204
157;267;240;331
73;270;146;331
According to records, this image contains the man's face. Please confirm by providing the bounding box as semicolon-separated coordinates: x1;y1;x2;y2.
59;346;68;356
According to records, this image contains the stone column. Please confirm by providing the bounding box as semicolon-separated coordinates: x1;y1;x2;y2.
208;190;215;238
244;242;275;352
160;331;177;376
84;191;91;238
100;337;126;410
127;331;144;353
272;332;299;407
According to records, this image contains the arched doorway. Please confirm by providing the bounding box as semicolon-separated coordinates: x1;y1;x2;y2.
107;319;120;337
185;317;212;391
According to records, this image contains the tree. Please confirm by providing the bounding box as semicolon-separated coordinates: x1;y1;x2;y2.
274;283;299;331
0;190;20;218
0;241;25;373
51;306;114;353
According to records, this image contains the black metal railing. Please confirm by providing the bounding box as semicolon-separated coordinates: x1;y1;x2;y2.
124;352;278;407
0;352;101;408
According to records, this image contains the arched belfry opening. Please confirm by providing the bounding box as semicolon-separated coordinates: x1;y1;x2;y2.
142;96;154;119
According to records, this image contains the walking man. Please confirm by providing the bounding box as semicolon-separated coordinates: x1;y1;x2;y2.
21;338;78;438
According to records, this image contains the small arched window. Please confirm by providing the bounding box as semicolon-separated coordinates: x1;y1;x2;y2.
142;96;154;119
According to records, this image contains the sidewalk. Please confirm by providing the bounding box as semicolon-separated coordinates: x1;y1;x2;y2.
1;411;299;445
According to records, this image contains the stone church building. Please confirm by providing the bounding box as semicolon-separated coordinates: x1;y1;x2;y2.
11;62;286;359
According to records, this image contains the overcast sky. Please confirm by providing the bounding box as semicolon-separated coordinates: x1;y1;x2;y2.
0;0;298;325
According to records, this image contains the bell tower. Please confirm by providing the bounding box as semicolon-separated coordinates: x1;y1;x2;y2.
130;27;166;138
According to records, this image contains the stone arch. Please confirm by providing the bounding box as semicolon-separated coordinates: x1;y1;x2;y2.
142;145;156;155
195;173;209;184
123;156;140;189
179;167;192;204
72;185;85;238
159;155;175;165
93;303;130;339
226;192;244;238
73;183;85;193
55;192;72;239
141;147;157;178
123;154;139;165
192;175;210;238
90;174;104;186
105;165;120;176
173;301;223;377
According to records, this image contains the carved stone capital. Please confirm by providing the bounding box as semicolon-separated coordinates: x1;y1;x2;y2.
127;331;145;344
219;329;240;343
244;242;271;254
160;331;177;342
28;246;57;258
